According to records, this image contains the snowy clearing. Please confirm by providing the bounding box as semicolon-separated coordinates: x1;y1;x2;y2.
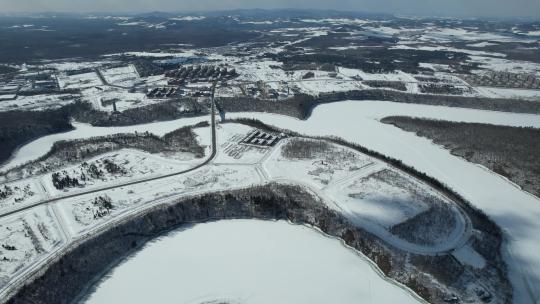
0;206;63;286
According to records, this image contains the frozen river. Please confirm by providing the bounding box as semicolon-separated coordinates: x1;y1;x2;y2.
82;220;421;304
228;100;540;304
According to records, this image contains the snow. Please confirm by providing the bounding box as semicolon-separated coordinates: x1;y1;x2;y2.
43;60;109;72
264;138;374;190
523;31;540;36
83;220;421;304
57;71;102;89
0;179;44;214
295;79;362;94
0;94;75;112
452;245;486;269
326;168;429;229
235;60;287;83
300;18;371;26
169;16;206;21
99;65;139;87
475;87;540;101
466;42;499;48
0;206;63;285
213;124;271;164
337;68;414;82
227;100;540;304
115;51;195;58
418;27;535;44
241;21;274;25
41;149;197;196
80;86;154;112
391;44;506;58
56;164;261;236
0;94;17;101
468;56;540;77
0;116;210;172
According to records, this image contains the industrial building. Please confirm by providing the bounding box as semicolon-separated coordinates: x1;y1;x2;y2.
239;129;286;147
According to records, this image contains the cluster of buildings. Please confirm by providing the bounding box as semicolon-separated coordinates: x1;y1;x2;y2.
146;87;179;98
0;71;60;101
166;65;236;85
460;72;540;89
240;129;286;147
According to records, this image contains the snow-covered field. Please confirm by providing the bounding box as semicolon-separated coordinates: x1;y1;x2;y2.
264;138;374;189
227;100;540;304
475;87;540;101
0;179;44;213
99;65;139;87
468;56;540;77
56;164;261;236
57;72;102;89
0;94;76;112
41;149;197;196
295;79;362;94
83;220;421;304
262;137;467;253
0;206;63;287
80;87;152;112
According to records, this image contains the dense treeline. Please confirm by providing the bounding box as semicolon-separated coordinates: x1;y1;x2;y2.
382;116;540;198
275;48;473;74
0;108;73;164
67;99;207;127
281;138;332;159
217;89;540;120
0;17;257;63
313;89;540;115
363;80;407;91
215;94;315;119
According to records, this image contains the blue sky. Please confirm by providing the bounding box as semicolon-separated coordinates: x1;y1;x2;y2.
1;0;540;18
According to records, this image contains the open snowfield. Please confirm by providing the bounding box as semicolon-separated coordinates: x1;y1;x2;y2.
475;87;540;101
469;56;540;77
227;100;540;304
80;87;154;112
0;116;210;172
264;138;374;189
295;79;361;94
41;148;198;196
330;169;429;229
83;220;421;304
338;68;416;83
235;60;288;82
56;164;261;236
0;179;44;214
99;65;139;87
57;72;103;90
0;206;63;287
0;94;76;112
